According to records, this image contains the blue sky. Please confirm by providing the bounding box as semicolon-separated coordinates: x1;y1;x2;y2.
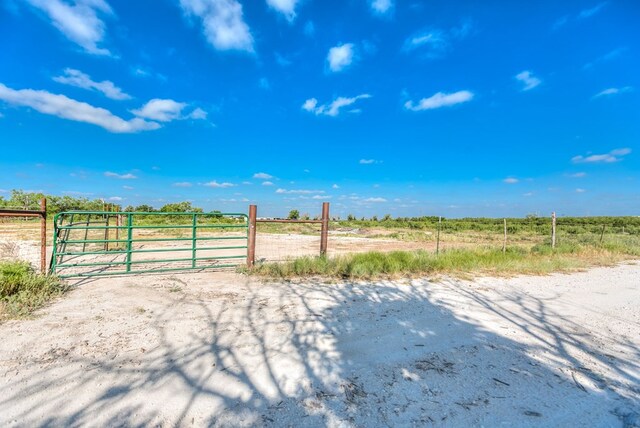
0;0;638;218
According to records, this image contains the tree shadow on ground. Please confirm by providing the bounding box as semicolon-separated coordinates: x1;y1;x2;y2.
0;274;638;426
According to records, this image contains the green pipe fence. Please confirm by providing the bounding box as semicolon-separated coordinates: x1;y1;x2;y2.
51;211;249;278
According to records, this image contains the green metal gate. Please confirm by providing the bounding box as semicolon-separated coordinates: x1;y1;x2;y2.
51;211;248;278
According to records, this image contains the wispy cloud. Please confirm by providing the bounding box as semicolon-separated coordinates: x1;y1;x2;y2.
575;188;587;193
262;181;274;186
253;172;273;179
132;99;206;122
0;83;159;133
363;197;387;202
359;159;381;165
578;2;608;19
503;177;519;184
276;188;325;194
583;47;627;69
404;90;474;111
302;94;372;117
569;172;587;178
266;0;299;22
53;68;131;100
173;182;193;187
403;29;447;56
25;0;113;55
108;196;123;201
593;87;633;98
203;180;235;188
179;0;254;53
572;148;631;164
515;71;541;91
370;0;393;16
105;171;137;179
327;43;355;72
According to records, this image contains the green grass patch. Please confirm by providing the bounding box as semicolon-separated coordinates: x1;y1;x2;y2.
0;261;67;320
250;243;635;280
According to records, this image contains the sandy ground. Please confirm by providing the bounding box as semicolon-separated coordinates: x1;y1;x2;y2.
1;261;639;427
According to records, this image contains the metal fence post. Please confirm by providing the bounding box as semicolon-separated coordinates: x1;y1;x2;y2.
436;216;441;256
247;205;257;268
126;213;133;272
320;202;330;256
192;213;197;268
40;198;47;274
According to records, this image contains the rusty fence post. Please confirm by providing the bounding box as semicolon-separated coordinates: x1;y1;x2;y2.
247;204;257;268
320;202;330;256
40;198;47;274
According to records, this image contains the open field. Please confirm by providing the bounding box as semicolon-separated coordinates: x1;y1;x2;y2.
0;263;638;426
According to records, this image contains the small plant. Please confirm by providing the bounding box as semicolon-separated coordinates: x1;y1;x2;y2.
0;261;67;320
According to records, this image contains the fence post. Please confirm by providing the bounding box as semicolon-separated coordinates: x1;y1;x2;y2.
551;211;556;249
599;224;606;243
104;204;110;252
320;202;330;256
40;198;47;274
503;218;507;254
436;216;441;256
126;214;133;273
247;205;257;268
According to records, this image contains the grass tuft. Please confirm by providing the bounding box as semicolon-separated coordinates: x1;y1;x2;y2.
251;243;637;280
0;261;67;320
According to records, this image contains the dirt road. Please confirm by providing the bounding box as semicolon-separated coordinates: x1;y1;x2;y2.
1;263;639;426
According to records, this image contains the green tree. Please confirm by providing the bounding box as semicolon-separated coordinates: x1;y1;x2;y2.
288;209;300;220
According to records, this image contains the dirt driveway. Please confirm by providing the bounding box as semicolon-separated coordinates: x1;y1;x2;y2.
1;263;639;426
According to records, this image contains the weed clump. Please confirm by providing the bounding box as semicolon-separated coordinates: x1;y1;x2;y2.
0;261;67;320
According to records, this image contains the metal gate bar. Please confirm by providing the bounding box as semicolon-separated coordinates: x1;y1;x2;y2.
51;211;248;278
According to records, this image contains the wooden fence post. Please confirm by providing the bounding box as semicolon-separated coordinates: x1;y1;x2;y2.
247;205;257;268
551;212;557;249
503;218;507;254
40;198;47;274
320;202;330;256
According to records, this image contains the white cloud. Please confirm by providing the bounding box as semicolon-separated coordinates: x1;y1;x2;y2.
108;196;123;201
266;0;299;22
403;30;446;54
179;0;254;53
253;172;273;179
572;148;631;164
503;177;519;184
569;172;587;178
53;68;131;100
370;0;393;15
578;2;608;19
404;90;474;111
515;70;541;91
132;99;187;122
359;159;381;164
173;182;193;187
327;43;355;72
332;184;340;189
203;180;235;188
276;188;325;194
122;185;134;190
593;87;632;98
262;181;274;186
0;83;160;133
363;197;387;202
302;94;372;117
25;0;113;55
104;171;137;179
188;107;208;119
575;188;587;193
